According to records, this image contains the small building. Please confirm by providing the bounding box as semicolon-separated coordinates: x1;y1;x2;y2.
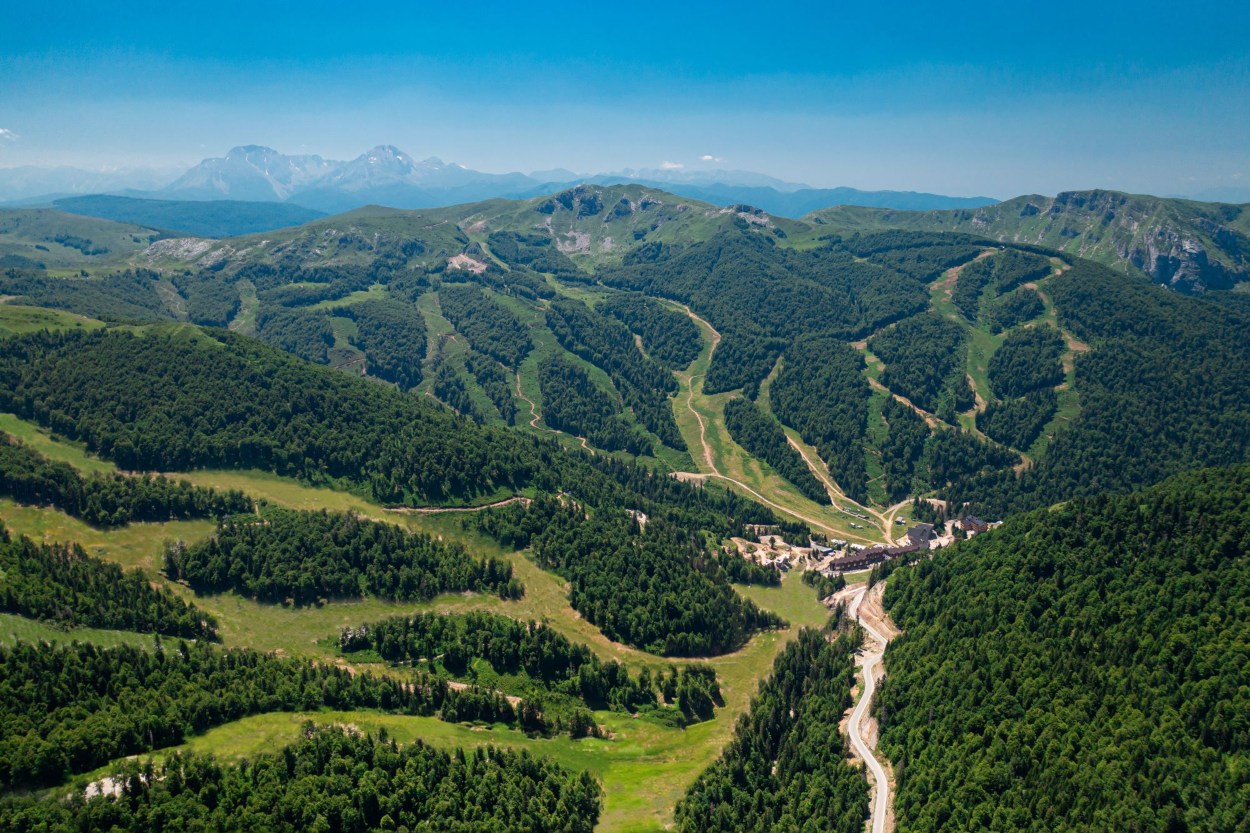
961;515;989;534
907;523;935;546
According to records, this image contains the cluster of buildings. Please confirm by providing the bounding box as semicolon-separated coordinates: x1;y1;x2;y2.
817;523;938;574
737;514;999;577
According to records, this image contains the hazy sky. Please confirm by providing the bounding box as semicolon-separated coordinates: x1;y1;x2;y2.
2;1;1248;198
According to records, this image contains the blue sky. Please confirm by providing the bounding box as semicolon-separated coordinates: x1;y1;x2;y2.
2;1;1248;198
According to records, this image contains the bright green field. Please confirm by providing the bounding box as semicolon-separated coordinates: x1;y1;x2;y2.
0;304;105;337
0;414;834;832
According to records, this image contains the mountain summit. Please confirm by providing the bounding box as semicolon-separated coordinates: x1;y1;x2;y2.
163;145;337;201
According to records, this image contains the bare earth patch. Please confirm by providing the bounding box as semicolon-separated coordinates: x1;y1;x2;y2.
446;254;487;274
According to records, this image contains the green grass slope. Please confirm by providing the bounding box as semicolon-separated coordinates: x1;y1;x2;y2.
0;209;165;272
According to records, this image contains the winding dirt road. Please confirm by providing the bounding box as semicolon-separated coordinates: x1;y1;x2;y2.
383;496;531;515
515;369;593;451
673;309;860;536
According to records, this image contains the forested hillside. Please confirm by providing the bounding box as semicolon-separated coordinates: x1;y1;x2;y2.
951;260;1250;516
676;626;868;832
1;434;251;526
0;640;521;788
880;465;1250;831
166;506;522;605
0;726;602;832
472;496;783;656
0;525;218;640
807;190;1250;293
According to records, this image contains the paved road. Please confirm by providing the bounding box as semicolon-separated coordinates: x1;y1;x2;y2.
848;586;893;833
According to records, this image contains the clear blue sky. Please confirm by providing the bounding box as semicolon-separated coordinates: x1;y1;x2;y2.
2;0;1248;198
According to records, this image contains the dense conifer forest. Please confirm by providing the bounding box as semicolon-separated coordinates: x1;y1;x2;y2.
0;726;602;832
0;641;523;788
952;261;1250;515
597;294;702;370
472;496;783;656
870;312;974;418
438;283;533;368
769;337;871;502
546;297;686;449
537;354;651;455
340;297;427;390
0;435;251;527
165;506;522;605
986;324;1065;399
880;465;1250;831
0;524;219;639
339;611;723;726
676;626;869;832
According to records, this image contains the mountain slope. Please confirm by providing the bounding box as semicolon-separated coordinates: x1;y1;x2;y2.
163;145;339;201
0;209;165;270
808;190;1250;292
137;184;798;273
880;464;1250;831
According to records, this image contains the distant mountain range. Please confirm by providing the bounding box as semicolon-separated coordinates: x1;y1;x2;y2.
2;144;998;217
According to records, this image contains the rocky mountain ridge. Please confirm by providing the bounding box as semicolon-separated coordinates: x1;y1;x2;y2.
809;189;1250;292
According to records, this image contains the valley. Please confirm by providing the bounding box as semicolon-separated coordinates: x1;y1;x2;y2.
2;182;1249;833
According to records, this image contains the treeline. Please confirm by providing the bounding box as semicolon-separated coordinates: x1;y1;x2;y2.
438;284;533;368
770;337;871;502
170;271;240;327
977;388;1058;450
0;524;218;640
983;286;1046;332
0;640;520;788
598;294;702;369
676;626;868;832
472;496;785;656
255;306;334;364
0;268;173;323
952;260;1250;515
723;397;827;504
871;312;973;419
537;354;650;455
987;323;1065;398
487;230;583;282
340;611;723;725
0;726;602;833
953;249;1052;320
466;349;518;424
599;231;938;394
252;262;375;301
0;328;540;504
880;465;1250;832
0;435;251;527
546;297;686;450
165;507;521;606
342;297;426;390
